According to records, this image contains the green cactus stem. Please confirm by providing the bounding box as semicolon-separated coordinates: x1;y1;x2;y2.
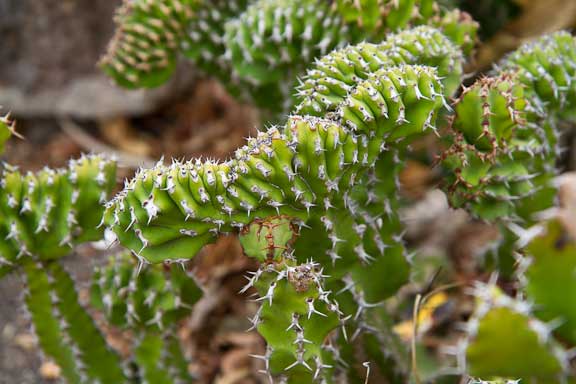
23;260;83;384
91;252;202;330
461;281;568;382
105;65;446;265
295;26;463;119
523;220;576;345
91;252;201;383
441;32;576;222
23;260;126;384
0;155;116;268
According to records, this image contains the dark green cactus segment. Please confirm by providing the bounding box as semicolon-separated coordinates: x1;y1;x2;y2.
182;1;249;65
499;32;576;114
23;260;82;384
464;283;568;381
295;26;462;117
524;220;576;344
0;155;116;266
249;261;341;382
100;0;195;88
441;31;576;221
239;216;298;262
91;252;202;330
47;262;127;383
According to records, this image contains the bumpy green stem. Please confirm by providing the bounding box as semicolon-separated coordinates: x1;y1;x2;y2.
23;260;83;384
441;32;576;222
105;65;446;264
91;252;201;382
101;0;477;115
24;260;126;383
0;154;116;267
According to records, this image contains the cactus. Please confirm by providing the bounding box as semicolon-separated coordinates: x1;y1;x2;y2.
0;111;16;155
101;26;576;382
523;220;576;345
101;0;478;115
462;281;569;382
441;32;576;222
91;252;202;383
23;260;126;383
0;154;116;266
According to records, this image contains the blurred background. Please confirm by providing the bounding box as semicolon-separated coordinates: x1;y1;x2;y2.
0;0;575;382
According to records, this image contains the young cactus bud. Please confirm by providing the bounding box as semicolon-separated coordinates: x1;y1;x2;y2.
239;216;298;263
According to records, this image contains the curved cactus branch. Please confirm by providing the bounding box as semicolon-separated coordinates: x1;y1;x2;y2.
105;65;446;264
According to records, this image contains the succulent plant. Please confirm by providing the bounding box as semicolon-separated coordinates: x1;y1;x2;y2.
91;252;202;383
101;0;478;115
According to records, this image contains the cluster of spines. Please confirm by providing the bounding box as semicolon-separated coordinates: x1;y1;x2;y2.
452;279;569;381
441;32;576;222
0;154;116;268
23;260;126;384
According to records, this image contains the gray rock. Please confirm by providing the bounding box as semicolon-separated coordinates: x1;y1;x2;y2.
0;0;195;118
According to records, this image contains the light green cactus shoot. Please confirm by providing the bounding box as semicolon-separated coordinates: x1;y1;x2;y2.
462;281;568;382
91;252;201;383
523;220;576;345
0;111;16;155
